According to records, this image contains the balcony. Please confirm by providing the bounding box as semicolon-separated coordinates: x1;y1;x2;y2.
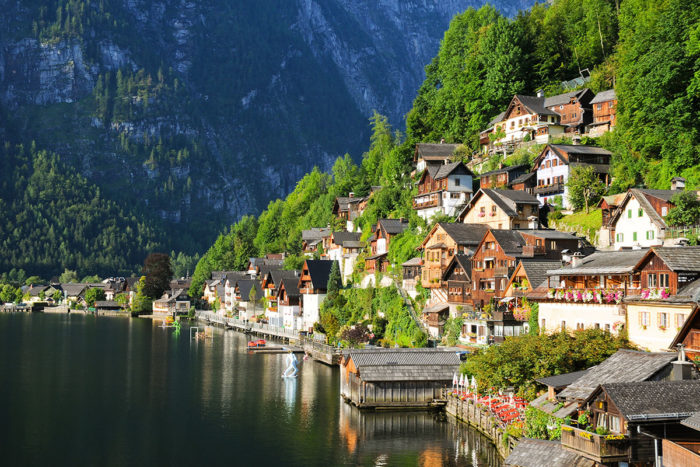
534;182;564;195
522;245;546;257
561;426;630;463
495;266;515;277
413;197;440;209
491;310;515;322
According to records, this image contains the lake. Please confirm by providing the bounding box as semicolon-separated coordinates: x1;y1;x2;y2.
0;313;501;466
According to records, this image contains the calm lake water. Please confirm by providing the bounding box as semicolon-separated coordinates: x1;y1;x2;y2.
0;313;501;466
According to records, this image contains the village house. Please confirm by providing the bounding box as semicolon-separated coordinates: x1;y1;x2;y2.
277;277;302;330
586;89;617;136
625;247;700;352
202;278;222;305
223;271;248;314
301;227;331;257
534;249;648;334
610;181;691;249
234;279;264;321
401;257;422;298
419;222;489;303
671;413;700;466
531;144;612;209
413;161;474;220
479;164;529;190
442;254;472;307
152;288;190;316
478;112;505;155
457;189;540;230
597;192;626;248
365;218;409;274
25;285;50;303
261;269;300;327
340;349;460;409
94;300;123;314
470;229;579;309
423;303;450;338
326;231;362;284
508;171;537;195
298;259;337;333
528;369;591;426
413;142;460;173
503;259;562;335
333;193;369;232
246;256;285;278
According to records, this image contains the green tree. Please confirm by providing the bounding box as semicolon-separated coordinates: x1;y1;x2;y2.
25;276;43;286
132;276;152;315
141;253;172;299
666;191;700;226
84;287;106;307
327;261;342;297
566;166;605;212
58;269;79;283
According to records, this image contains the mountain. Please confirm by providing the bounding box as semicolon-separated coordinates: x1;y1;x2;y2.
0;0;535;277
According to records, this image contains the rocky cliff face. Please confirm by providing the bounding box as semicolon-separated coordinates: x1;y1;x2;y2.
0;0;533;254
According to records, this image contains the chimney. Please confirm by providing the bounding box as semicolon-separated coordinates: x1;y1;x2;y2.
671;344;694;381
570;251;583;268
528;215;538;230
671;177;686;191
536;89;545;98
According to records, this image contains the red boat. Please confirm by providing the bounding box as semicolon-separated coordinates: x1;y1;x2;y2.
247;339;266;348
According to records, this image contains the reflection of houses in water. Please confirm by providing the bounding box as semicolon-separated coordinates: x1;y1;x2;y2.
338;404;502;466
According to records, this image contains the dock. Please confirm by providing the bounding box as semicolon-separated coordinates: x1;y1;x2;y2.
247;346;305;354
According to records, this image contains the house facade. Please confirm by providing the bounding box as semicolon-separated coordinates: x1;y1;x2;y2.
299;260;336;332
327;231;362;284
531;144;612;208
277;278;301;330
479;164;528;190
458;188;540;230
587;89;617;136
261;270;300;327
365;218;409;274
413;143;460;173
413;161;474;220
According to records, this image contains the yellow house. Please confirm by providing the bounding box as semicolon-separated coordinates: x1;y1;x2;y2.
457;188;540;230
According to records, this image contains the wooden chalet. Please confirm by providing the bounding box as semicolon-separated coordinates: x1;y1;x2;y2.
261;269;300;325
301;227;331;256
340;349;460;408
543;88;594;133
413;161;474;220
413;142;460;173
442;254;472;304
457;188;540;230
672;306;700;361
479;164;529;189
587;89;617;136
365;218;409;273
508;171;537;194
298;259;335;295
401;257;422;295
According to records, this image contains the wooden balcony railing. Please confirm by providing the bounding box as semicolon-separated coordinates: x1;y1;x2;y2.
561;426;630;463
495;266;514;277
522;244;546;257
413;197;440;209
534;182;564;195
491;310;515;322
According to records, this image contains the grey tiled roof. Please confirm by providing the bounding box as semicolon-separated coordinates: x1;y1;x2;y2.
550;144;613;161
480;164;529;178
546;249;648;276
332;231;362;246
378;218;409;236
237;280;263;301
304;260;337;290
415;143;460;159
509;171;536;186
486;189;540;216
491;230;526;255
520;260;564;294
601;380;700;421
518;230;580;240
434;161;473;179
278;277;300;298
440;223;490;246
681;412;700;432
302;227;330;242
515;95;558;116
590;89;616;104
505;439;595;467
544;88;590;108
558;349;676;401
61;283;88;297
488;111;506;126
267;270;300;288
529;393;579;419
402;257;422;267
647;247;700;272
536;369;590;389
347;349;460;382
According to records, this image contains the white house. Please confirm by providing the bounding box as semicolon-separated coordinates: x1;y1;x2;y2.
326;231;362;284
299;259;337;333
413;161;474;221
531;144;612;209
277;278;302;330
610;186;692;250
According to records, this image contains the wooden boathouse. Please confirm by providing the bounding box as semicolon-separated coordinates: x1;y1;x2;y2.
340;349;460;409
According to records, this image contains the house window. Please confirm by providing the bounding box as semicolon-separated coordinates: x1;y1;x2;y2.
492;205;497;214
605;323;611;332
659;312;669;328
633;232;638;242
660;273;670;288
646;230;655;240
627;209;632;218
610;416;621;433
640;312;650;326
597;104;602;111
662;206;668;216
648;274;657;288
514;223;520;229
616;233;624;242
455;178;460;186
676;313;687;328
541;318;546;330
561;321;566;331
638;208;643;217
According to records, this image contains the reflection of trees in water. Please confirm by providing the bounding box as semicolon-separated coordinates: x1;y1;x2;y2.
338;404;502;466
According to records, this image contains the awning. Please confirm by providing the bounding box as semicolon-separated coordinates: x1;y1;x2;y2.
499;297;515;303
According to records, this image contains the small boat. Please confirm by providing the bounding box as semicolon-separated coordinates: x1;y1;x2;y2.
247;339;267;349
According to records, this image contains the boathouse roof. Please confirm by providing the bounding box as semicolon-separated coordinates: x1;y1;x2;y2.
504;438;595;467
345;349;460;382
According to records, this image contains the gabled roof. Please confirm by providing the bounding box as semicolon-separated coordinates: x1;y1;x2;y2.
61;283;88;297
345;349;460;382
517;259;563;292
533;144;612;169
479;164;529;178
543;88;592;108
414;143;460;161
434;161;473;179
505;438;595;467
635;246;700;273
331;231;362;247
546;249;648;276
27;285;49;296
442;254;473;281
302;227;331;242
610;189;685;229
558;349;677;401
590;89;616;104
509;171;536;186
402;257;422;267
536;369;590;390
459;189;539;220
488;111;506;126
511;95;558;117
422;223;490;248
278;277;300;298
302;260;337;290
236;279;263;300
671;299;700;349
490;230;527;256
224;271;248;285
590;380;700;422
378;218;410;236
681;412;700;432
264;270;300;289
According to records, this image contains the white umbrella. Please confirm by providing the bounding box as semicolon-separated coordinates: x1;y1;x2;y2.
471;376;477;389
459;374;464;388
452;373;458;388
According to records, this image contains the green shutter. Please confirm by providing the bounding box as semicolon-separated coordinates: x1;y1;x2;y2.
628;209;632;218
633;232;637;241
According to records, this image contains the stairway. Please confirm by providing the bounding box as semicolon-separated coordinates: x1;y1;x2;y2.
394;279;429;334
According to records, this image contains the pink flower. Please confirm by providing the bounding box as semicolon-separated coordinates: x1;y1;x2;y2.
661;289;670;299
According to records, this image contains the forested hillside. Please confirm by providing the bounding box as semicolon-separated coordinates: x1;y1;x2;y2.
1;0;528;278
191;0;699;294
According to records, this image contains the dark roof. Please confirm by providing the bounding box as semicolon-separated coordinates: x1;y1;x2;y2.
529;394;580;420
334;197;352;213
346;349;460;382
639;247;700;273
519;260;564;293
278;277;300;298
490;230;526;255
536;369;590;390
236;279;263;301
681;412;700;432
442;254;473;281
543;88;591;108
304;260;337;290
558;349;676;401
514;95;558;116
414;143;460;160
439;223;490;246
518;229;580;240
332;231;362;246
302;227;331;242
505;438;595;467
590;89;616;104
434;161;474;180
378;218;410;236
61;283;88;297
224;271;248;284
267;270;300;289
547;249;648;276
402;257;422;267
598;380;700;422
549;144;613;159
480;164;529;178
27;285;49;296
509;171;536;186
488;111;506;126
482;189;540;218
